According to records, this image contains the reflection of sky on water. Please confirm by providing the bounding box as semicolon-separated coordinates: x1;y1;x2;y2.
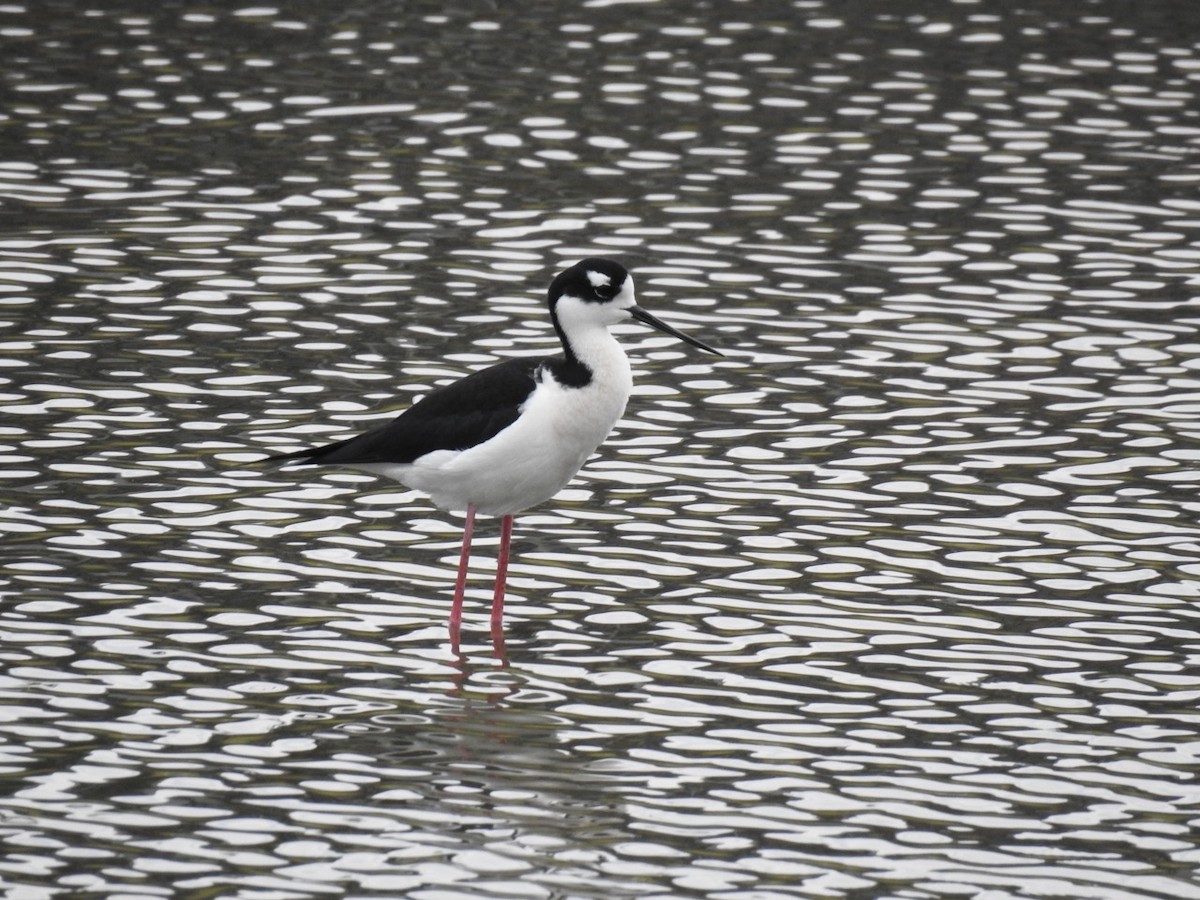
2;1;1200;897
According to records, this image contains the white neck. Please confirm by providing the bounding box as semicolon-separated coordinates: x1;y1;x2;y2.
553;295;634;383
577;323;632;383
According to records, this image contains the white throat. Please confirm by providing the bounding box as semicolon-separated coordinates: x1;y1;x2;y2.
553;277;638;377
557;308;626;381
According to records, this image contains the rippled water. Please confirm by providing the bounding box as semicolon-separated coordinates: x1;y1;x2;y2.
3;2;1200;898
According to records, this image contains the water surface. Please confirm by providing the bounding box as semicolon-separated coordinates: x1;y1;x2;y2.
2;2;1200;898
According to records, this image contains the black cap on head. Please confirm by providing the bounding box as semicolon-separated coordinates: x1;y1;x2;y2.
549;258;630;304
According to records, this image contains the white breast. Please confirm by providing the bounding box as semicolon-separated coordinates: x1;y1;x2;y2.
371;335;633;516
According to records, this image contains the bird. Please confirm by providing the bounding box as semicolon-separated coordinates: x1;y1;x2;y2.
266;257;721;650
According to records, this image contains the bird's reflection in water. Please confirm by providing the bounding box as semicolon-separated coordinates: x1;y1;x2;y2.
447;627;512;700
329;640;626;863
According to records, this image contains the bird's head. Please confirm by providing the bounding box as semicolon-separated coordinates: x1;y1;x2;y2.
549;258;721;355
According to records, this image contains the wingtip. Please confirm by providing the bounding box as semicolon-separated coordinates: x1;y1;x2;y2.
262;446;316;465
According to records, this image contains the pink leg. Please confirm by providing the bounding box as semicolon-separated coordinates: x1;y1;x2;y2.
449;504;476;651
490;514;513;643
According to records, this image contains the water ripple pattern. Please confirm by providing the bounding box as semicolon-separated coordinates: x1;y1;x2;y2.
1;2;1199;899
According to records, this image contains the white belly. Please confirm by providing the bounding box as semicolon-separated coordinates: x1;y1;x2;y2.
367;361;632;516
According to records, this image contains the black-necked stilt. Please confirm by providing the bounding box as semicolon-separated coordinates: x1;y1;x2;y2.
267;258;721;649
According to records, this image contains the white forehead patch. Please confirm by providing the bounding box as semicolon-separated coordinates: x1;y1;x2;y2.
587;270;612;289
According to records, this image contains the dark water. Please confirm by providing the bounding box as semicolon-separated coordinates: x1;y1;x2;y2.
2;1;1200;898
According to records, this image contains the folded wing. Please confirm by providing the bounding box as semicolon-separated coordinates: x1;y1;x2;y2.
269;358;543;466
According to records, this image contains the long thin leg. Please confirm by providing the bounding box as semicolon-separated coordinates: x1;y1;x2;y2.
449;503;476;651
490;514;513;644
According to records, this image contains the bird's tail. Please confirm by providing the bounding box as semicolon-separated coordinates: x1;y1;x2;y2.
262;429;370;466
262;445;321;465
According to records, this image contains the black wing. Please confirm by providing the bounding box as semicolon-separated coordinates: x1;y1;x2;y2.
269;357;544;466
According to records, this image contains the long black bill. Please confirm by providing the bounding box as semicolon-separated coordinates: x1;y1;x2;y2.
629;306;722;356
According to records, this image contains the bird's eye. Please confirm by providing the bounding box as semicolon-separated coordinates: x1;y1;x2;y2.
595;283;614;299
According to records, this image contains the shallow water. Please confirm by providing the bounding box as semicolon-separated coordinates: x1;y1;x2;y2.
2;2;1200;898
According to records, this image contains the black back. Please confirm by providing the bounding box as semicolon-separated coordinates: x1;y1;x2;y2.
270;357;541;466
269;258;633;467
